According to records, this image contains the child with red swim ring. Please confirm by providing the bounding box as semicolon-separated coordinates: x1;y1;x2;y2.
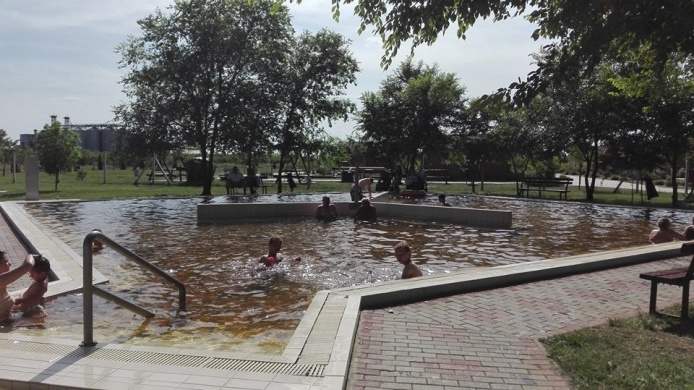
258;236;300;267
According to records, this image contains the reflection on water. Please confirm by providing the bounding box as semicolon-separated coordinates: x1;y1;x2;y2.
11;194;688;353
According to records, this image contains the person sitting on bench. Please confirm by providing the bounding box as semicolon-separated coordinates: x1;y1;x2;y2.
225;166;245;194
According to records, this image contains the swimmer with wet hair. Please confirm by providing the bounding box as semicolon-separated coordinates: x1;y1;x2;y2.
394;241;422;279
258;236;301;267
316;195;338;221
13;254;50;317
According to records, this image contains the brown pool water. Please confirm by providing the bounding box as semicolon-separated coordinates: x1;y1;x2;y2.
5;195;684;353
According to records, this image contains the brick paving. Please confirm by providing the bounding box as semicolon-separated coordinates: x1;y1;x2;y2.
347;257;690;389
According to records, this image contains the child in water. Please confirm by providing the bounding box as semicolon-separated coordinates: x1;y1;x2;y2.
258;236;301;267
394;241;423;279
13;254;50;317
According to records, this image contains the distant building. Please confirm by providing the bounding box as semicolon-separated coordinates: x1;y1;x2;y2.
20;116;123;152
19;131;37;149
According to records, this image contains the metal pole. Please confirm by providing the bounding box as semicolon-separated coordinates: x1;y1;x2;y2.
11;151;15;184
81;231;96;347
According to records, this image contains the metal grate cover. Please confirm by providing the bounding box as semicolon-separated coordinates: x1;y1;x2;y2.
0;338;325;376
205;357;325;377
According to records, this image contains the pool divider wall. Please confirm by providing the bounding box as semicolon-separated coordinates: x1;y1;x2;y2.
197;201;512;229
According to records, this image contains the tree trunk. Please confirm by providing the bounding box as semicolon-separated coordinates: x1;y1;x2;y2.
54;172;59;191
277;154;285;194
671;165;679;206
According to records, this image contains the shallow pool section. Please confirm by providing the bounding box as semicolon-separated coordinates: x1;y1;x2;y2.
13;194;684;353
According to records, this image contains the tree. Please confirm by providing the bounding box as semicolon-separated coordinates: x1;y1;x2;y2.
356;59;466;172
0;129;17;176
490;104;548;195
34;121;81;191
608;47;694;205
115;0;294;195
306;0;694;103
269;29;359;193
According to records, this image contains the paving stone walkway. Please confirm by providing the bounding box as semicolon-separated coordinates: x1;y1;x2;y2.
347;257;689;389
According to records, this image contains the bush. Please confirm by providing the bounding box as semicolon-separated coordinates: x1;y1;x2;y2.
76;169;87;181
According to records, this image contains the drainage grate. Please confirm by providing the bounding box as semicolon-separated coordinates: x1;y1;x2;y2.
65;348;210;367
0;339;76;355
205;357;325;377
0;338;325;377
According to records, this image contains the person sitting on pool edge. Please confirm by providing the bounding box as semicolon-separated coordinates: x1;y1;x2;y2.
394;241;422;279
649;217;686;244
354;198;378;221
258;236;301;267
316;195;338;221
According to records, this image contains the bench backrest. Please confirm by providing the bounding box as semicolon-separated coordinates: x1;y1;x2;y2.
522;178;573;188
680;242;694;278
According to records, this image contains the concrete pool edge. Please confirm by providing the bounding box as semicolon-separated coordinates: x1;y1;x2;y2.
196;199;513;229
0;199;685;389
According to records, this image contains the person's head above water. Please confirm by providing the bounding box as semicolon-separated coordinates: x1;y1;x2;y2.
657;217;672;229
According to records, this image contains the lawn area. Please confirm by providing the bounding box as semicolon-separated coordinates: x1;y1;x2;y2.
542;307;694;390
0;167;690;210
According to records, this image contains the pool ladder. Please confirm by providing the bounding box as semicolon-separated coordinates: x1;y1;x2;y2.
81;229;187;347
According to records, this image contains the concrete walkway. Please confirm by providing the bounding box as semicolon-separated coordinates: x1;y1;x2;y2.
0;200;690;389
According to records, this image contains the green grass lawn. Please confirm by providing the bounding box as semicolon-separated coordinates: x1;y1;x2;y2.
0;168;690;211
542;308;694;390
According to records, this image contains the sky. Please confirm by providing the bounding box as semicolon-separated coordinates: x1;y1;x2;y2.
0;0;549;142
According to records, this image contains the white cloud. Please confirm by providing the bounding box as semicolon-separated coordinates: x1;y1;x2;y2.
0;0;550;141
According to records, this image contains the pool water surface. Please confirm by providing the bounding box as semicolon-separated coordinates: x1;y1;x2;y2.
6;194;686;353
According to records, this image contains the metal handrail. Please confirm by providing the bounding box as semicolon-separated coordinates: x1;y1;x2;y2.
81;229;186;347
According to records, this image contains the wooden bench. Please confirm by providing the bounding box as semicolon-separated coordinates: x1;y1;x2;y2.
520;177;573;200
639;242;694;319
219;175;270;195
424;169;450;184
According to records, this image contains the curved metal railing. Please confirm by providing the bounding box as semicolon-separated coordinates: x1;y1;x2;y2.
81;229;186;347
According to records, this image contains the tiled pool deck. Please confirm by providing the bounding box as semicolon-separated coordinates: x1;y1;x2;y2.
0;200;690;389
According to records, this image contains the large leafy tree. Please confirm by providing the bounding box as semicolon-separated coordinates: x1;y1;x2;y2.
356;59;466;171
270;29;359;193
610;48;694;205
34;121;81;191
541;63;631;201
115;0;293;195
303;0;694;103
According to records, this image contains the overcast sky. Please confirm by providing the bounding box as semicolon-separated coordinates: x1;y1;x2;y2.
0;0;549;141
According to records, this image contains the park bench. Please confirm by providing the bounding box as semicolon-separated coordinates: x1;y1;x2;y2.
219;174;270;195
520;177;573;200
424;169;450;184
639;242;694;319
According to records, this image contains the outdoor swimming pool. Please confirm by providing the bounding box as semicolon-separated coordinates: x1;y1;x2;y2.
8;194;688;354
